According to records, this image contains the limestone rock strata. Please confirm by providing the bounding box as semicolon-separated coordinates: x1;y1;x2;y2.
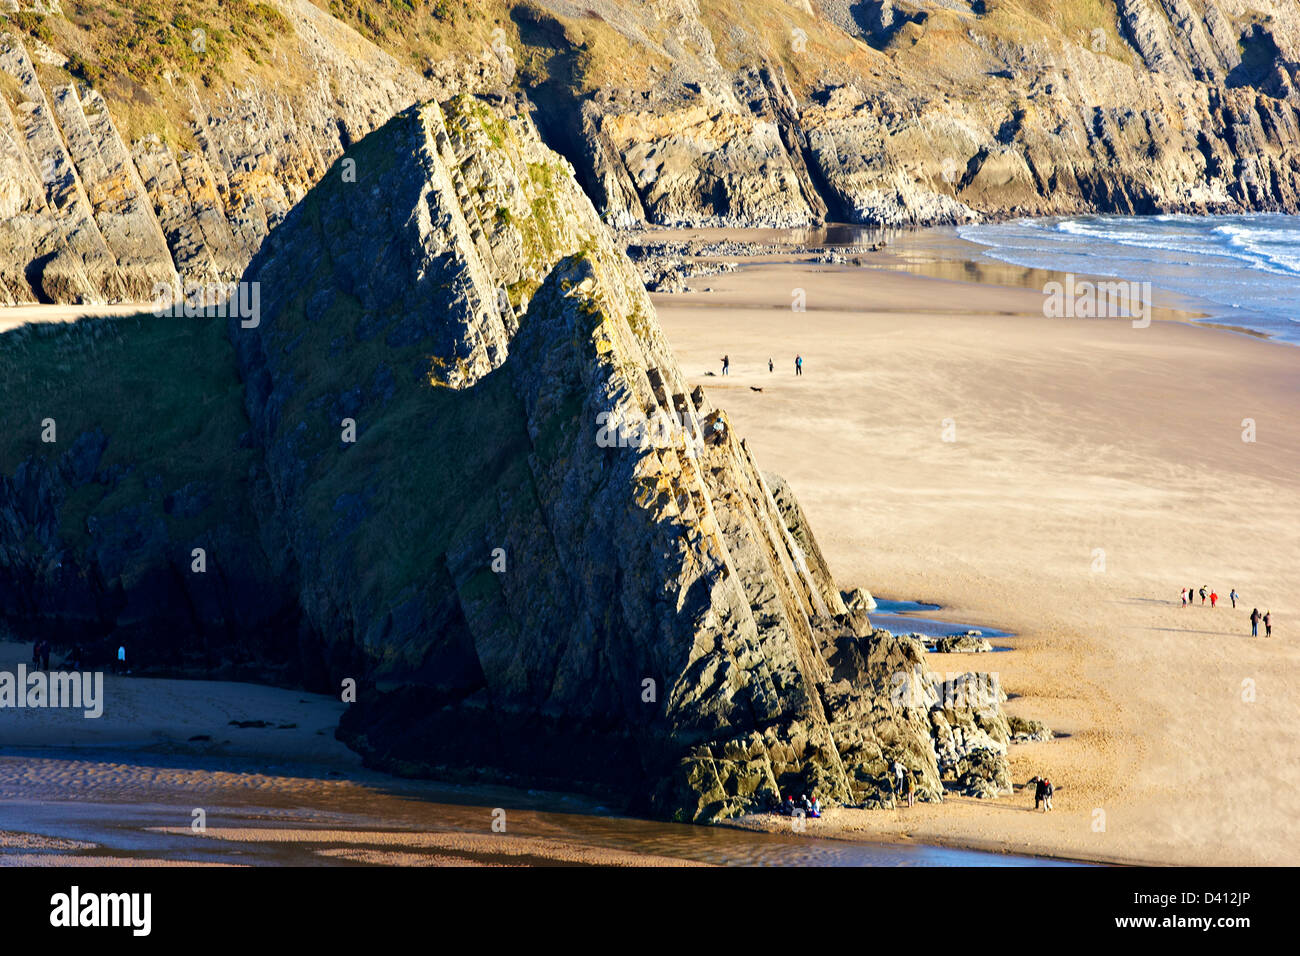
553;0;1300;225
5;0;1300;299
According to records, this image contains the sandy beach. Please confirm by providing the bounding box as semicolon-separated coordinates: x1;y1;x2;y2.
654;252;1300;866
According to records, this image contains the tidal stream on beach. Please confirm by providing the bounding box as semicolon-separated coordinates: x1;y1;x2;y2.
0;751;1077;867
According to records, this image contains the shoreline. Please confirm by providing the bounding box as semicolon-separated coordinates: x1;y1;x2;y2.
633;219;1293;346
2;216;1290;348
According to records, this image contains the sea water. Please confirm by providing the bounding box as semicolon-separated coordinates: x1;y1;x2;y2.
958;214;1300;344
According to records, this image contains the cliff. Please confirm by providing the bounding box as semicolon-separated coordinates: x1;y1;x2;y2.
4;0;1300;303
0;93;1010;818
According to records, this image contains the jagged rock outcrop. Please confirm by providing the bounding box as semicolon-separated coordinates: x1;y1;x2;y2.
930;631;993;653
0;92;1010;817
1009;714;1054;743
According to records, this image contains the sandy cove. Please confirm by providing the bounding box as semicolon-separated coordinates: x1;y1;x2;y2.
654;257;1300;866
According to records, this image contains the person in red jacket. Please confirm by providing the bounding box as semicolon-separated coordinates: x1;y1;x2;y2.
1210;590;1218;608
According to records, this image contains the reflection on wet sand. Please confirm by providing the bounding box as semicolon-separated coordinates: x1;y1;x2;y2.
0;751;1077;867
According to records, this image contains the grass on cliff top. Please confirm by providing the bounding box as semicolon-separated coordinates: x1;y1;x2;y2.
0;314;257;549
2;1;294;148
4;1;291;87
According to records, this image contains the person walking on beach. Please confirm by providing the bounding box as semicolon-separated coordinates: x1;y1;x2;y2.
1264;611;1272;638
1043;778;1054;812
1180;588;1187;607
721;355;730;376
906;772;916;809
1250;608;1261;637
1230;588;1239;609
1032;776;1046;811
794;354;803;376
768;358;774;373
116;643;127;674
1199;586;1207;605
1210;589;1218;608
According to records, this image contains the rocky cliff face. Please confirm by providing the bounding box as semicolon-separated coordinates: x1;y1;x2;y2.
0;0;496;305
0;92;1009;818
4;0;1300;304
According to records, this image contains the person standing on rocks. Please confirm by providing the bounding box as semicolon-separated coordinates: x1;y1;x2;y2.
1264;610;1272;638
794;354;803;376
1230;588;1239;609
1250;608;1261;637
906;772;916;808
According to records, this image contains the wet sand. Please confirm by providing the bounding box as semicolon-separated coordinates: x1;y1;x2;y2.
654;255;1300;865
0;642;1069;866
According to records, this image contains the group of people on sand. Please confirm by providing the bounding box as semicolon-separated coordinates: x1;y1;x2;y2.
890;758;918;808
30;640;51;671
30;641;126;672
1179;586;1272;637
719;355;803;376
768;767;1060;818
1028;775;1055;812
1181;585;1230;608
772;793;821;818
31;640;88;671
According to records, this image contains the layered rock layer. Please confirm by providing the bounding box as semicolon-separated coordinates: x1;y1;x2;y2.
4;0;1300;302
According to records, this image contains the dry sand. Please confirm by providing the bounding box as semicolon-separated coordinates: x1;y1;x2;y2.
654;259;1300;866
